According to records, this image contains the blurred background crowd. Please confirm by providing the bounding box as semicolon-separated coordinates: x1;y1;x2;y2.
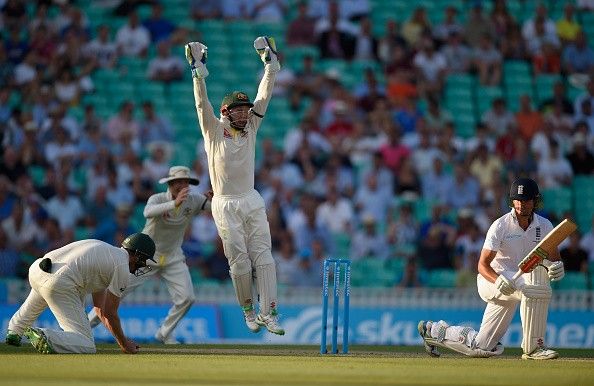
1;0;594;291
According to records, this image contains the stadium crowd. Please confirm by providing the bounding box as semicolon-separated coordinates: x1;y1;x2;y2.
1;0;594;290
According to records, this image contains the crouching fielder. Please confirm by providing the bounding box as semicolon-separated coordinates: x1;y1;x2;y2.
419;178;565;360
5;233;155;354
185;36;284;335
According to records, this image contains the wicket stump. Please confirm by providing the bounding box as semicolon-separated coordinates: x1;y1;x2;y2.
320;258;351;354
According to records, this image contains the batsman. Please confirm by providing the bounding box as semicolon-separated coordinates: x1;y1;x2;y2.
184;36;284;335
419;177;566;359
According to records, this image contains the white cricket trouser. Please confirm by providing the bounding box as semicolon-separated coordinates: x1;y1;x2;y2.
211;189;274;272
124;256;195;339
9;259;96;353
211;189;277;315
474;273;526;351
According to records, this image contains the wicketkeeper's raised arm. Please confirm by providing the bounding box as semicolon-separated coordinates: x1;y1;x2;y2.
251;36;280;120
185;42;218;138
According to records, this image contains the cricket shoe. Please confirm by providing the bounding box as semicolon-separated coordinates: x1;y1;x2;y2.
244;309;261;333
5;330;21;346
521;347;559;360
417;320;440;357
155;331;181;344
256;311;285;335
24;327;55;354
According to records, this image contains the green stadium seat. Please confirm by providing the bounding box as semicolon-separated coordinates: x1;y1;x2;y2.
130;203;146;231
534;74;562;104
426;269;458;288
553;272;588;290
413;198;433;223
504;60;531;77
476;86;504;116
27;165;45;187
445;73;475;88
541;187;573;217
453;111;477;139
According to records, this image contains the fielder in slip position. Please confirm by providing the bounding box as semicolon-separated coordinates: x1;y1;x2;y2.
88;166;212;344
185;36;284;335
5;233;156;354
419;177;568;360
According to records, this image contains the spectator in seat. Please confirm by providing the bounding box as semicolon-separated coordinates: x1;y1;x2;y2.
440;31;472;75
286;1;316;46
515;94;544;143
560;232;588;273
146;40;185;83
317;17;356;60
83;25;118;69
556;3;581;44
350;213;390;261
566;132;594;175
401;6;431;48
433;6;464;45
353;16;378;61
115;11;151;57
190;0;222;21
562;31;594;75
472;33;502;86
142;3;184;44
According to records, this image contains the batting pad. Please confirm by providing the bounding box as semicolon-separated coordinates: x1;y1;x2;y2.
230;270;255;311
255;263;278;316
520;267;552;354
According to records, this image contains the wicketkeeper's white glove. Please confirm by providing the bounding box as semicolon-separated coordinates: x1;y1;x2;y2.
254;36;280;72
495;274;517;296
546;261;565;281
185;42;209;79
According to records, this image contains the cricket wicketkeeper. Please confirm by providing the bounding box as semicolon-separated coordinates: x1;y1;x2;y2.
419;177;565;359
185;36;284;335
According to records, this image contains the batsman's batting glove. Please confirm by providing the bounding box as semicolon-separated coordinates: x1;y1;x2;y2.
546;261;565;281
254;36;281;72
495;274;516;296
185;42;209;80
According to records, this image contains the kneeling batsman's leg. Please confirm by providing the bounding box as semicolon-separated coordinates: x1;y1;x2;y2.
419;320;504;358
520;267;557;359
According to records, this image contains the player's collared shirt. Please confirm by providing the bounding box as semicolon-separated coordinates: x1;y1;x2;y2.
483;209;554;274
194;66;276;197
44;239;130;297
142;190;209;259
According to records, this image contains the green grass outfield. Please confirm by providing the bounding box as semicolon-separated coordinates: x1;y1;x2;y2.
1;344;593;386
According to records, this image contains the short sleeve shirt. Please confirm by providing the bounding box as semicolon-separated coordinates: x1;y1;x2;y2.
483;209;554;275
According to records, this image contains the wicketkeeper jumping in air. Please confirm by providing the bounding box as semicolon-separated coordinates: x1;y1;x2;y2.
419;177;565;359
185;36;284;335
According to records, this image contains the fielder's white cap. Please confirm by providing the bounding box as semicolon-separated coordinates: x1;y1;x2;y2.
158;166;200;185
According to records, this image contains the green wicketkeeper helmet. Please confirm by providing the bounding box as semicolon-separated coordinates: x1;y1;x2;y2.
122;232;156;268
221;91;254;110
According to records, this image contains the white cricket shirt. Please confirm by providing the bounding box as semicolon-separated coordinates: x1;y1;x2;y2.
193;66;276;197
44;239;130;297
483;209;554;274
142;190;209;261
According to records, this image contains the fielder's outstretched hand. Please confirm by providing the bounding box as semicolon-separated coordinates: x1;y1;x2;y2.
254;36;280;72
185;42;209;79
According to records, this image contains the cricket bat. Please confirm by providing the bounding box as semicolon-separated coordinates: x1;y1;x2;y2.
512;219;577;280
